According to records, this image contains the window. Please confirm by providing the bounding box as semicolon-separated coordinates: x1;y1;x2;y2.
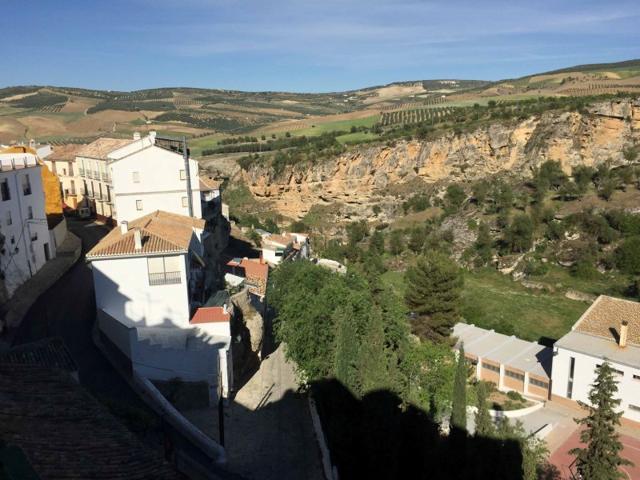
27;206;33;220
69;164;74;176
482;362;500;373
505;370;525;381
31;232;38;242
629;404;640;412
633;374;640;381
22;174;32;195
132;171;140;183
136;200;143;211
596;364;624;377
5;211;11;226
180;169;186;180
181;196;188;208
147;256;182;285
567;357;575;399
530;378;549;389
1;179;10;201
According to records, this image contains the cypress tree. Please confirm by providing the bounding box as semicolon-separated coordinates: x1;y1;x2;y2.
404;251;463;342
474;381;494;437
450;344;467;432
570;362;633;480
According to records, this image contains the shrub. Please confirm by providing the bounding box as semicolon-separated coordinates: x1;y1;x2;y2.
615;236;640;275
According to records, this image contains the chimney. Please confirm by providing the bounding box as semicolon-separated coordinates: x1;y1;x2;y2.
120;221;128;234
133;229;142;251
223;303;228;314
133;131;141;140
149;131;157;143
619;321;629;348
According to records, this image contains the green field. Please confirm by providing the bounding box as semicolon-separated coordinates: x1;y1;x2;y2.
292;115;379;137
336;131;378;144
381;268;589;343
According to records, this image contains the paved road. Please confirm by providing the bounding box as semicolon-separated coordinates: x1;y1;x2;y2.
224;344;325;480
12;218;141;406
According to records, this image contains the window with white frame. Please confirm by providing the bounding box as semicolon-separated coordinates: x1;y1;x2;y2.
22;174;32;195
147;256;182;285
132;171;140;183
1;179;10;201
136;200;143;211
27;206;33;220
181;196;188;207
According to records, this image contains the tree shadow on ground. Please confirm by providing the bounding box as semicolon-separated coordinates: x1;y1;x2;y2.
312;378;526;480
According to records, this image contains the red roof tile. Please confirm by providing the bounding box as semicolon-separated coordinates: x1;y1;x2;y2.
191;307;230;324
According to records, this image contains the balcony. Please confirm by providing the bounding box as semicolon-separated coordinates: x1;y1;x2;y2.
148;271;181;286
101;172;111;183
79;168;86;177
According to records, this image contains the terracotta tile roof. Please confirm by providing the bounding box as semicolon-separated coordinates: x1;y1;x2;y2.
191;307;230;324
0;363;180;479
199;175;221;191
240;258;269;296
76;137;133;159
87;210;206;259
574;295;640;347
47;144;84;161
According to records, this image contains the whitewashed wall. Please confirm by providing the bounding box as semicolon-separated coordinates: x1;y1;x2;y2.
91;254;191;329
552;346;640;423
111;145;201;223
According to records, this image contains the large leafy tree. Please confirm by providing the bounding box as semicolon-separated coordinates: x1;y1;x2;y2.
570;362;633;480
404;252;463;343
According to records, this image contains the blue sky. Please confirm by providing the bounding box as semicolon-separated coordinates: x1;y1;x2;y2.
1;0;638;92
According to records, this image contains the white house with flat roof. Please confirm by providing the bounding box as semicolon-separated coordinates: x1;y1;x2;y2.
453;323;553;400
551;295;640;424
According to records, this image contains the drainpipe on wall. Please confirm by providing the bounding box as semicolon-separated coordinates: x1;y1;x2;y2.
182;136;194;218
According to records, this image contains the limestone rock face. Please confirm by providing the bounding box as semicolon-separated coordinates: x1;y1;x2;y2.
240;98;640;219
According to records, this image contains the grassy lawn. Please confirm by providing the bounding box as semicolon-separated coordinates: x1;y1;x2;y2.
381;267;589;343
527;264;630;298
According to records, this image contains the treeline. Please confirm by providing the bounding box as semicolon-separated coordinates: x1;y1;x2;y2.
153;112;245;131
269;257;553;479
87;100;176;114
8;92;68;109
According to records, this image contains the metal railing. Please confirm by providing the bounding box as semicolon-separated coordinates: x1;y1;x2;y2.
148;271;181;286
79;168;85;177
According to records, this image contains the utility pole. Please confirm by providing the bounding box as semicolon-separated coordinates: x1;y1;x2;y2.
182;136;194;218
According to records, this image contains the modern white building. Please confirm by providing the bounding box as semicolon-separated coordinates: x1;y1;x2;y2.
0;147;55;298
87;210;232;398
551;295;640;424
453;323;552;400
75;133;202;224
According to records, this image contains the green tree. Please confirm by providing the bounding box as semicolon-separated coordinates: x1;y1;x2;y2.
389;230;405;255
474;222;493;266
346;220;368;246
615;236;640;275
333;305;359;392
404;252;463;342
450;345;467;432
572;165;596;193
369;230;385;254
535;160;567;190
474;382;494;437
444;184;466;214
503;214;534;252
570;362;633;480
408;227;425;253
472;180;490;207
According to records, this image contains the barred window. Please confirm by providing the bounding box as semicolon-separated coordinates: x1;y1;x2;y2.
529;378;549;389
482;362;500;373
505;370;525;381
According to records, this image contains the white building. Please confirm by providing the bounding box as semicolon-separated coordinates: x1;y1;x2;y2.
260;231;310;266
551;295;640;424
87;210;232;398
75;133;202;224
0;147;55;297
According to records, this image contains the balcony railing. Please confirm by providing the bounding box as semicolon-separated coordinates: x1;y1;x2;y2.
148;271;181;286
79;168;85;177
101;172;111;182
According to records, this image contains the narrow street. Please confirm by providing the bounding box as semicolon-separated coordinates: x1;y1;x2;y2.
11;218;143;408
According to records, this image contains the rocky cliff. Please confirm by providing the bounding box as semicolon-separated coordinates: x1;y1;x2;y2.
240;98;640;220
